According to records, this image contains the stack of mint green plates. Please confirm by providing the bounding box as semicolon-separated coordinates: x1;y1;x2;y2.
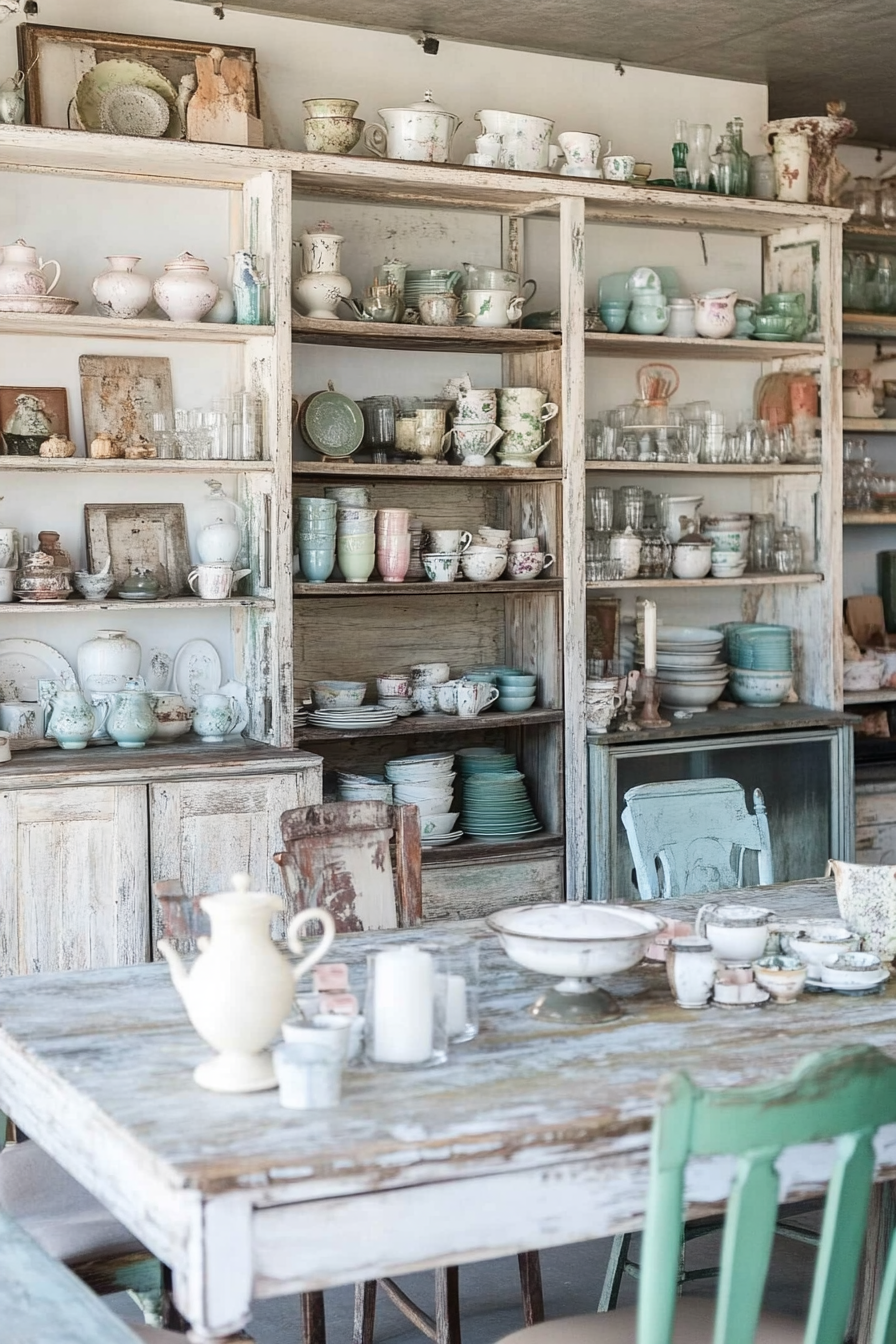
458;748;542;842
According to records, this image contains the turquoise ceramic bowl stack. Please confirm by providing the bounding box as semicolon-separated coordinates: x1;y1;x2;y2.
457;747;542;842
464;664;533;713
295;496;337;583
721;623;794;706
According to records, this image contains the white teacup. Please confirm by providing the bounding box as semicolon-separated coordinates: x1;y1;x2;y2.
476;527;511;549
506;550;554;580
603;153;635;181
188;564;250;601
454;388;496;422
450;422;504;456
463;289;525;328
497;388;559;423
411;661;450;685
424;529;472;554
457;681;500;717
0;701;43;738
695;902;775;963
422;551;460;583
411;684;439;714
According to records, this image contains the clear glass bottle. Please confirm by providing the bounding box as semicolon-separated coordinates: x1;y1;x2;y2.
731;117;750;196
688;124;712;191
711;131;738;196
672;119;689;189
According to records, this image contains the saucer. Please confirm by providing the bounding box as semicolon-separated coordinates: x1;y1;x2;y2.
559;165;603;178
0;294;79;315
805;970;889;995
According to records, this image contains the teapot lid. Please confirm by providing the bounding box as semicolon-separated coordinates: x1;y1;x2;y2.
383;89;455;115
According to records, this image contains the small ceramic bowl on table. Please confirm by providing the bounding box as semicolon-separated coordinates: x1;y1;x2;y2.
752;956;807;1003
310;680;366;710
819;952;885;990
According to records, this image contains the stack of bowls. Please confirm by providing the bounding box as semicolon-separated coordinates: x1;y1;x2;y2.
457;747;542;842
302;97;365;156
724;623;794;706
376;672;415;717
385;752;460;842
701;513;752;580
324;485;370;508
375;507;411;584
296;496;337;584
336;504;377;584
336;771;393;803
495;669;537;711
651;625;728;712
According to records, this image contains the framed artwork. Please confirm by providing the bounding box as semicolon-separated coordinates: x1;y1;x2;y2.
587;597;622;665
79;355;173;447
0;385;69;437
17;22;259;136
84;503;190;598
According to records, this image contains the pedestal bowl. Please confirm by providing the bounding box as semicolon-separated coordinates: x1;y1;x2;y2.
487;901;665;1023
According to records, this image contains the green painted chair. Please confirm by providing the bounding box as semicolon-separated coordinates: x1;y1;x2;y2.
498;1045;896;1344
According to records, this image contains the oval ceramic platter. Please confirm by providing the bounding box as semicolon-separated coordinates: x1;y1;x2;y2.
173;640;222;710
0;638;75;703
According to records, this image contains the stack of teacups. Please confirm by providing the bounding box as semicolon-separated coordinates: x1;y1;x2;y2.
585;676;623;734
701;513;752;579
460;525;508;582
506;535;555;581
450;386;502;466
375;507;411;583
409;661;450;713
385;752;458;835
377;672;414;717
336;504;377;584
406;518;426;579
302;97;365;156
296;496;337;584
422;526;471;584
324;485;370;508
496;387;559;467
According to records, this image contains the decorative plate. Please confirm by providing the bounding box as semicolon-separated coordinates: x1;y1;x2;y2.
301;390;364;459
74;60;178;137
0;638;75;703
173;639;222;709
0;295;78;314
99;83;171;139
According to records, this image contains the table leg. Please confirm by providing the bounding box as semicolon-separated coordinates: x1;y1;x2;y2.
847;1179;896;1344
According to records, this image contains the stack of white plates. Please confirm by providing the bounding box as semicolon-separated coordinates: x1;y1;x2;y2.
337;771;394;803
308;705;398;729
293;708;309;729
385;752;461;838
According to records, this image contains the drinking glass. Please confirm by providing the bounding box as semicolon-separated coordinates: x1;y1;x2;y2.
615;485;644;530
702;428;727;464
151;410;180;460
774;526;803;574
750;514;776;571
683;419;704;462
585;419;603;459
688;124;712;191
589;487;613;530
359;396;396;453
230;391;264;461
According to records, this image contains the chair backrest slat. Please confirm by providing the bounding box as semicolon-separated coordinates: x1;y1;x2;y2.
869;1228;896;1344
636;1046;896;1344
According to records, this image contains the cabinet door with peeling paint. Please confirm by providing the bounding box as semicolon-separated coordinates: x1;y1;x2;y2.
0;786;150;976
149;772;318;945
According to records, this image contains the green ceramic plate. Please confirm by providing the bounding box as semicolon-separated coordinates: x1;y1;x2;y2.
74;60;180;139
301;390;365;458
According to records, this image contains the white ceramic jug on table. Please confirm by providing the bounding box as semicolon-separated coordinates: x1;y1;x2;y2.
159;873;336;1092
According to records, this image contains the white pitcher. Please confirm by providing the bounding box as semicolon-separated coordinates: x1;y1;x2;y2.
158;872;336;1092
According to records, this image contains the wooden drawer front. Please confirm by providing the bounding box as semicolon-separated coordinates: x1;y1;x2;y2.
421;850;563;923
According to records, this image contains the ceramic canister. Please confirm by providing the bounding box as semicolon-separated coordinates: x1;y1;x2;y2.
153;252;219;322
76;629;141;695
695;902;775;962
665;936;717;1008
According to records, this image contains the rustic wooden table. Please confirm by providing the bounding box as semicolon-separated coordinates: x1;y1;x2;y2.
0;877;893;1342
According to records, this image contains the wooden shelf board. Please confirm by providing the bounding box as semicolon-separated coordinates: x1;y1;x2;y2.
292;315;560;353
586;573;823;590
845;222;896;251
584;460;820;475
0;457;273;473
294;708;563;742
0;596;274;613
0;313;273;343
844;511;896;525
420;832;564;866
843;419;896;433
843;312;896;340
294;579;563;597
844;688;896;705
585;331;823;361
293;460;563;481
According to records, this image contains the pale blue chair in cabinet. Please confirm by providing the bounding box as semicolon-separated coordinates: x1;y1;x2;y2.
621;777;774;902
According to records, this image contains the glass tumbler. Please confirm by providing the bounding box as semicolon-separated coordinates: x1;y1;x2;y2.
589;486;613;530
615;485;645;530
749;514;776;571
436;938;479;1043
230;392;264;461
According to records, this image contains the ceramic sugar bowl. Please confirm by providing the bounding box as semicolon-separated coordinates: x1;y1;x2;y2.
695;902;775;962
153;252;219;322
158;872;337;1092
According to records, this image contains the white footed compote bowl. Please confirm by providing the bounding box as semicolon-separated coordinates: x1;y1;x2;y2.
487;901;665;1023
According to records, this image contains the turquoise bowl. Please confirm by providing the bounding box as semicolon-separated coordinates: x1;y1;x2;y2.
600;302;630;333
497;694;537;712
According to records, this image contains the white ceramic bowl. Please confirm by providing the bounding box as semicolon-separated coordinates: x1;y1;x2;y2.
785;927;860;975
656;664;729;681
656;649;725;669
410;663;450;686
420;811;461;838
310;679;366;709
393;776;457;800
820;951;884;988
728;670;792;705
487;902;665;979
411;793;457;817
656;626;724;647
657;678;727;710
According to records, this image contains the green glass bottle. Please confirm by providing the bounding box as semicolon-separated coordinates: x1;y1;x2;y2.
672;118;689;189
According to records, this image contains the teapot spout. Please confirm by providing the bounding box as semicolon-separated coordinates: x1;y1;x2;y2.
157;938;189;999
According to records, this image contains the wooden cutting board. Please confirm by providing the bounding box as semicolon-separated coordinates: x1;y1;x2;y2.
186;46;263;148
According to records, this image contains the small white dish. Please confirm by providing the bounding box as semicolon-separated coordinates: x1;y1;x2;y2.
820;952;885;989
806;969;889;995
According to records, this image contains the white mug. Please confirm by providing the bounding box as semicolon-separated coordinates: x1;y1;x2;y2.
0;701;43;738
557;130;602;168
424;529;472;554
463;289;525;328
497;387;559;423
0;566;14;602
188;564;250;601
457;682;500;717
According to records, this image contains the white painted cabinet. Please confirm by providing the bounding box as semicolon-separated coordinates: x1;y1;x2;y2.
0;784;149;975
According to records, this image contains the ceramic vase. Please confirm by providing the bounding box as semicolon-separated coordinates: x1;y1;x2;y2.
770;132;811;203
293;228;352;320
153;252;219;322
92;255;152;319
106;679;157;749
44;688;96;750
77;629;141;695
205;286;236;324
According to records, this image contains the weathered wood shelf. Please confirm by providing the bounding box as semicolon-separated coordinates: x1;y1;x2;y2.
293;460;563;481
292;315;560;353
294;579;563;597
845;222;896;251
0;457;273;473
843;688;896;705
0;313;274;342
420;832;564;865
0;596;274;613
294;708;563;742
843;419;896;433
586;573;824;590
584;460;820;475
843;511;896;525
585;331;822;361
844;312;896;341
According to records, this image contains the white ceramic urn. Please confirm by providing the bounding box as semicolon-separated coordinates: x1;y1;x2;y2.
92;255;152;319
153;252;219;322
293;227;352;319
158;873;337;1092
76;629;141;695
364;90;461;164
0;238;60;297
196;481;246;564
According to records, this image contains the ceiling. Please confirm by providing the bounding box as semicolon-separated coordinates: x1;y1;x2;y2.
181;0;896;146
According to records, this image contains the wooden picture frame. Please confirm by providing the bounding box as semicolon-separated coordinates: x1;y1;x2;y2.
17;22;259;134
79;355;173;449
0;386;69;437
84;503;190;598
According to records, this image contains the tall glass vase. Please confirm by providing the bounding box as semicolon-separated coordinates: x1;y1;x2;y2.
688;124;712;191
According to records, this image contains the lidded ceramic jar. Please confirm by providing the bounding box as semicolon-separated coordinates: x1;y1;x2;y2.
106;678;157;749
671;533;712;579
38;433;76;459
77;629;141;694
153;252;219;322
92;255;153;319
665;936;717;1009
364;91;461;164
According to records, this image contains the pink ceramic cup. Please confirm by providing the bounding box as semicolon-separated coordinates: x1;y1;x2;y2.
375;508;411;534
376;535;411;583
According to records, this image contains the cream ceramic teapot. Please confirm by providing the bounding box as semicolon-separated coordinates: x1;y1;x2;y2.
364;90;461;163
158;873;337;1093
0;238;60;298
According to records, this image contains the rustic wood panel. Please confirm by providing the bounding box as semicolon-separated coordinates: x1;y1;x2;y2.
0;785;149;976
856;788;896;864
490;482;562;571
421;848;563;921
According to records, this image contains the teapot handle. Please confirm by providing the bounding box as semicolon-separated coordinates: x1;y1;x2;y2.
286;906;336;984
39;259;61;295
695;904;711;939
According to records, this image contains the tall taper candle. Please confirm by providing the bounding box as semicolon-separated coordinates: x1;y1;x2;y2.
643;599;657;675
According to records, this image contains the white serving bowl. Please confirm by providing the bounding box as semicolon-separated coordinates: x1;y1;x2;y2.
393;775;457;800
784;927;860;976
412;793;457;817
420;811;460;838
656;664;729;682
657;678;728;710
728;669;793;706
310;679;366;709
655;649;723;669
820;951;884;988
656;626;724;646
487;901;665;980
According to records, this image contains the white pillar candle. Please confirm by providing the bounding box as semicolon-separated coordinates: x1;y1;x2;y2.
643;599;657;675
370;946;434;1064
437;972;468;1039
